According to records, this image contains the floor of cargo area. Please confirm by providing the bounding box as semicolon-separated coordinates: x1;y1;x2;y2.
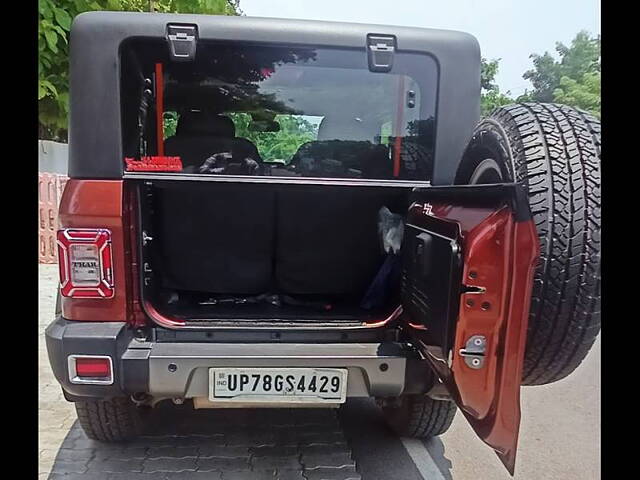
154;292;397;324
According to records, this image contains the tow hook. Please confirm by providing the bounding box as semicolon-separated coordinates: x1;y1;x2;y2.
134;328;148;342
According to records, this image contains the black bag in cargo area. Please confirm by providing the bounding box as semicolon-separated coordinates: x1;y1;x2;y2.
153;183;276;294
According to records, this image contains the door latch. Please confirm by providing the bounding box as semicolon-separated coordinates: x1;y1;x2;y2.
459;335;486;369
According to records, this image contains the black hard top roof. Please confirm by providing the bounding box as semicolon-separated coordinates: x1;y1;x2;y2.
68;12;481;184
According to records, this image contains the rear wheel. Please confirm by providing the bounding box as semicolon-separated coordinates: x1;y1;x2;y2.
456;103;601;385
75;398;142;442
381;395;456;438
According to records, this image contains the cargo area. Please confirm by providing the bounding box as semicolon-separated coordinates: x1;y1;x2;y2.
122;35;440;327
138;181;411;326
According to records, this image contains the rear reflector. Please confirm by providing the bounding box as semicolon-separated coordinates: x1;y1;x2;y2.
68;355;113;385
57;229;114;298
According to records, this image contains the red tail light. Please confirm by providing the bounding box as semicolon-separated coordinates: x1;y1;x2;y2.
57;229;115;298
75;357;111;377
68;355;113;385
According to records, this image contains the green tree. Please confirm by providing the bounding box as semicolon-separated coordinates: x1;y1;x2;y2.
39;0;239;141
520;30;600;115
553;72;601;118
228;113;318;163
480;58;514;116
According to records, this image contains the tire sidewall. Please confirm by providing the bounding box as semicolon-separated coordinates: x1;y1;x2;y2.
455;117;519;185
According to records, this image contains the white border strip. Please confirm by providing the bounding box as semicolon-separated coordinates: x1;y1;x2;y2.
400;438;446;480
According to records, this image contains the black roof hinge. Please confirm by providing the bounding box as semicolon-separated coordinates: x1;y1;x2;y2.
367;34;396;73
166;24;198;62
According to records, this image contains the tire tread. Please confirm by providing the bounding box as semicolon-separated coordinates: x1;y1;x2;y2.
487;103;601;385
384;395;456;438
75;398;141;442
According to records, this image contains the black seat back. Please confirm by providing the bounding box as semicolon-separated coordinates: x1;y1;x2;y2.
154;183;276;294
165;112;260;170
275;186;403;297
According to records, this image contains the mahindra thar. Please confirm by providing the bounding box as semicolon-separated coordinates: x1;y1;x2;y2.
45;11;601;474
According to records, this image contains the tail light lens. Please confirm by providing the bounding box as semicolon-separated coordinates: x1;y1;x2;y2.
68;355;113;385
57;229;115;298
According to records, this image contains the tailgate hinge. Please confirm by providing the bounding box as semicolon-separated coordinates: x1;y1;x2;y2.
166;24;198;62
367;34;396;72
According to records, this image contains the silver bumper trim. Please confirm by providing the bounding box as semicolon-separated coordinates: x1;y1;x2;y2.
147;343;407;399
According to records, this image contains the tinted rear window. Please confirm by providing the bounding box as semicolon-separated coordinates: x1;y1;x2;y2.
120;40;438;181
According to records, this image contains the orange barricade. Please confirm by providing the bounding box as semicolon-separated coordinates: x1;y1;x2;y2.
38;173;68;264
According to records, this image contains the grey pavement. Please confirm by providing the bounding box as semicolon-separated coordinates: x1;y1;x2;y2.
39;264;600;479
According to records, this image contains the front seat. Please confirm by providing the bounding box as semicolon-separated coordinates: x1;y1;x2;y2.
165;111;260;171
290;116;385;177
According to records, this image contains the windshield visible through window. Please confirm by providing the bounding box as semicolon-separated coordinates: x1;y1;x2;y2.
224;113;323;165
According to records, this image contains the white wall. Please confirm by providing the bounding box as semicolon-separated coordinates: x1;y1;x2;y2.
38;140;68;175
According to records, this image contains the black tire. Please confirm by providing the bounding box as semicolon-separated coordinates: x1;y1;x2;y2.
456;103;601;386
382;395;456;438
75;398;142;442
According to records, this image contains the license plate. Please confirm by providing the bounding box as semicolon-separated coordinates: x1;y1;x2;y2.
209;368;348;404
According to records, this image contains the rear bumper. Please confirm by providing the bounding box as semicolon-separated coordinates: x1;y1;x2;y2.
45;317;431;402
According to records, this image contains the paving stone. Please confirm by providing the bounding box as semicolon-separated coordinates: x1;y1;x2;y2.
49;461;88;474
167;424;229;436
87;458;145;473
61;416;79;430
142;457;198;473
250;445;298;457
147;446;199;458
107;474;163;480
221;471;280;480
48;473;110;480
303;466;361;480
301;453;355;469
258;409;298;426
50;448;94;463
197;457;250;472
270;429;346;447
64;426;87;441
275;471;307;480
102;446;148;460
69;436;101;450
300;444;350;455
225;430;276;446
165;473;223;480
139;434;226;447
297;432;347;446
198;445;250;458
251;455;302;471
294;410;338;426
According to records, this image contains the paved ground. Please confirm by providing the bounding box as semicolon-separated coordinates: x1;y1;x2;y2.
39;264;600;479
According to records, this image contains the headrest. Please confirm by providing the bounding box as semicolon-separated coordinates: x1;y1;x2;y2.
409;118;435;138
176;111;236;138
317;116;374;142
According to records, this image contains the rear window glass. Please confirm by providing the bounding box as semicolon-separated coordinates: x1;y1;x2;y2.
120;40;438;181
